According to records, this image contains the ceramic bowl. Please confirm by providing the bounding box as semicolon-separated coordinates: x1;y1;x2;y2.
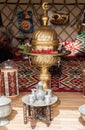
0;96;12;126
78;104;85;121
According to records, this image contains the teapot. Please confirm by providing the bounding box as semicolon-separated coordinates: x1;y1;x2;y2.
36;81;45;101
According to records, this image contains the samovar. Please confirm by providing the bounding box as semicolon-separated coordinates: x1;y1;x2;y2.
30;2;59;90
22;2;69;90
31;2;59;89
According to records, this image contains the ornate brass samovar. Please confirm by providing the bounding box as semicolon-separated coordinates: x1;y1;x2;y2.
21;2;70;90
30;2;59;90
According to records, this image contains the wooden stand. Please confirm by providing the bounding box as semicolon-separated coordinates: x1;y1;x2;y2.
22;94;58;129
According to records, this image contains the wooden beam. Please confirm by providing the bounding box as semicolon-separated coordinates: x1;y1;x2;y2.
0;1;85;5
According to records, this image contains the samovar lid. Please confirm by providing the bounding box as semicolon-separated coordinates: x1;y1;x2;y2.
32;2;59;47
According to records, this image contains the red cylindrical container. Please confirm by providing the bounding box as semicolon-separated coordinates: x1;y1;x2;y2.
1;60;19;97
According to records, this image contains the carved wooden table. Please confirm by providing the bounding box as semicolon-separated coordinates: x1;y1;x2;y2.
22;94;58;129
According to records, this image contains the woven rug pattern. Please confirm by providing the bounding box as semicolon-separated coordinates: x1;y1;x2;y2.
51;59;84;92
16;58;85;92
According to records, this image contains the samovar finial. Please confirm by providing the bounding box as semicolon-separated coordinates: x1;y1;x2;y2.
42;2;49;26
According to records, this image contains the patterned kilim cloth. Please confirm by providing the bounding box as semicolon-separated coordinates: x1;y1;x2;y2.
15;57;85;93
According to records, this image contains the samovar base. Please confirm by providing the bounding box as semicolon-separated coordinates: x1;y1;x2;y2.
39;66;51;90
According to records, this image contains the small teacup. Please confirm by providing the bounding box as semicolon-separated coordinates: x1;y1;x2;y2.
28;94;35;104
46;89;52;97
45;95;51;104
